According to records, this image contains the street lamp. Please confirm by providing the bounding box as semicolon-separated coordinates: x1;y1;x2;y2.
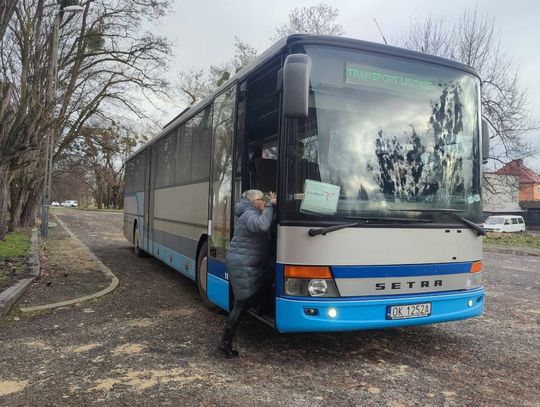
41;1;84;237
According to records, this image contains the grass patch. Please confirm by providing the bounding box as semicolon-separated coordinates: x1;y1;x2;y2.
484;232;540;249
0;229;31;290
0;229;31;259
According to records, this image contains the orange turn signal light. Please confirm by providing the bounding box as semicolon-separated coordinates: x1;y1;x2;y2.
470;261;483;273
284;265;332;279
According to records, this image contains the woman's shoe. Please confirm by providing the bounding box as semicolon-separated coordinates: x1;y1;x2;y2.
219;343;239;358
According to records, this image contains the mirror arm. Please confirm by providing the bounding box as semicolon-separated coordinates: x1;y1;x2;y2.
481;118;490;164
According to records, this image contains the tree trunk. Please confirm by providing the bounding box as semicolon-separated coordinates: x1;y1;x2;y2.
20;186;41;227
8;183;28;232
111;184;118;209
0;164;10;240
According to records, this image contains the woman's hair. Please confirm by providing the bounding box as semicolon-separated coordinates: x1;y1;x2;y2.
242;189;264;202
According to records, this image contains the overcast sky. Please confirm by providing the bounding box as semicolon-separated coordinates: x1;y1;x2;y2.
151;0;540;169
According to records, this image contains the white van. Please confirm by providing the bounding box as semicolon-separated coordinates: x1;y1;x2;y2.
483;215;526;233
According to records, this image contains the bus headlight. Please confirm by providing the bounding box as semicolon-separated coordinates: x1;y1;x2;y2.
284;278;305;296
283;265;340;297
308;279;328;296
284;278;340;297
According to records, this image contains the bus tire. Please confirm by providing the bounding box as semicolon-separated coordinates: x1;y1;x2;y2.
197;241;219;312
134;224;146;258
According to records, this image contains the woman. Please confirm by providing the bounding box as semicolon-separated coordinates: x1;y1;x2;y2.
220;189;277;357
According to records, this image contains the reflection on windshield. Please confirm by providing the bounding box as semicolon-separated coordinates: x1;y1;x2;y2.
285;46;481;223
366;82;467;201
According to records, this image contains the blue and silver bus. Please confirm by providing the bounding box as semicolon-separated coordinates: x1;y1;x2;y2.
124;35;488;333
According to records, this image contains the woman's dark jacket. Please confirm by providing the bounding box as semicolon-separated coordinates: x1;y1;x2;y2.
225;198;274;300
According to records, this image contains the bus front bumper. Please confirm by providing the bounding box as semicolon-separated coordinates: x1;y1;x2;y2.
275;288;484;333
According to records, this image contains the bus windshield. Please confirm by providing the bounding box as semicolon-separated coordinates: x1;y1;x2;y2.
284;46;482;224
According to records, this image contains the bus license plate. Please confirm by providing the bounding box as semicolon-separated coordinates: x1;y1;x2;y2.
387;303;431;320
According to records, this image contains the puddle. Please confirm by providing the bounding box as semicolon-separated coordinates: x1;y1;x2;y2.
112;343;145;355
127;319;153;328
71;343;102;353
0;380;29;396
88;368;204;392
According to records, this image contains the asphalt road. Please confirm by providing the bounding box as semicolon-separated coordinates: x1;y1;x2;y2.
1;209;539;406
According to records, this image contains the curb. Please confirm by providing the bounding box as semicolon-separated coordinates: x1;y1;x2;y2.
20;214;119;313
0;228;40;316
484;244;540;257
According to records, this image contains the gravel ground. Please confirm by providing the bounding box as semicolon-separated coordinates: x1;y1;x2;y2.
0;257;30;292
19;220;111;308
0;209;538;406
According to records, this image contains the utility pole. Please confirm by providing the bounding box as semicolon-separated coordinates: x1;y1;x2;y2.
41;12;60;238
41;2;84;237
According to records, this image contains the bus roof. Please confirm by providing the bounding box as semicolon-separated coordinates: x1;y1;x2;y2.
127;34;480;162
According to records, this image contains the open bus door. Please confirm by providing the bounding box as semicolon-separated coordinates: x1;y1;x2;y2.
206;86;236;311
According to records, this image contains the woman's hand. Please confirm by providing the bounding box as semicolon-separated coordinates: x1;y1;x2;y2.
267;191;277;205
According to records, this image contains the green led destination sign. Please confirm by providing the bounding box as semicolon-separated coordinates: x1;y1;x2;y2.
345;62;435;90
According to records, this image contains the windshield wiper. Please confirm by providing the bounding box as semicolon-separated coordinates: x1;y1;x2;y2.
390;208;486;236
308;216;433;237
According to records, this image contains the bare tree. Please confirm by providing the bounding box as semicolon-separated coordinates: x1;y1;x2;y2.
231;37;258;72
55;118;145;209
0;0;50;238
175;36;258;107
398;15;455;57
0;0;172;239
0;0;17;40
175;1;344;109
52;0;172;159
176;69;211;106
397;8;534;166
272;2;344;41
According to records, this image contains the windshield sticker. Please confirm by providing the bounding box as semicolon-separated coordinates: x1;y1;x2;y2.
300;180;340;215
345;62;435;90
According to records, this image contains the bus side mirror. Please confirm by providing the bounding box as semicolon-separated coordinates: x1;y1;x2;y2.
282;54;312;118
482;118;490;164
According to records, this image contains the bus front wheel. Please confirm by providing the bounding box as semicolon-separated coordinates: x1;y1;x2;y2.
134;224;146;258
197;241;219;312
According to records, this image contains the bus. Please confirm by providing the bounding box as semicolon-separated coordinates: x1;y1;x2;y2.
124;34;488;333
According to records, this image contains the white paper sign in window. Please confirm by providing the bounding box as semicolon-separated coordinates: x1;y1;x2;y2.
300;180;340;215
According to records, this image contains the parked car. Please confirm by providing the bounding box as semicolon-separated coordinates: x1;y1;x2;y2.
483;215;525;233
50;201;60;206
60;200;78;207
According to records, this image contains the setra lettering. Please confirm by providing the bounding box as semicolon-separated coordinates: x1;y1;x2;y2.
374;279;444;290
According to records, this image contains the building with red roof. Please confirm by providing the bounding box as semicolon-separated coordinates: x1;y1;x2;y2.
495;159;540;203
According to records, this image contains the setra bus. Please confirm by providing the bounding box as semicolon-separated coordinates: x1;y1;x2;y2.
123;35;488;332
